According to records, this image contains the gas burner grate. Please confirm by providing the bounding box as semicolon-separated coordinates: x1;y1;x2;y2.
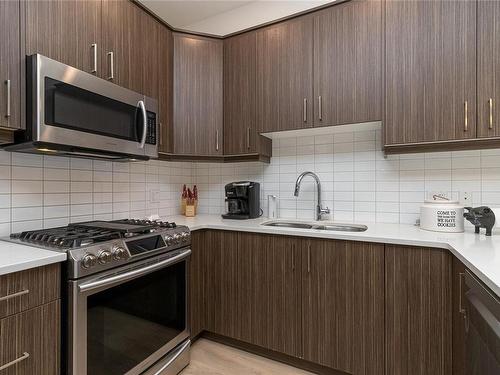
112;219;177;228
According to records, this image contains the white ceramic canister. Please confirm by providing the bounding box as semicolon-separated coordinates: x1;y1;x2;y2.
420;199;464;233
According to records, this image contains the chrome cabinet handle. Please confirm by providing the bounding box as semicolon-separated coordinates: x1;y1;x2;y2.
138;100;147;149
489;98;494;130
247;127;251;150
459;272;466;315
0;352;30;371
159;122;163;147
216;130;219;152
0;289;29;302
303;98;307;122
107;51;114;80
5;80;10;118
464;101;468;132
318;95;322;121
307;244;311;273
91;43;97;73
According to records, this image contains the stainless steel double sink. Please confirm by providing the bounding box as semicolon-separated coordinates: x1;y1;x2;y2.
261;220;368;232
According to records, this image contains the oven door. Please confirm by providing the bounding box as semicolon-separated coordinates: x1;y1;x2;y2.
68;248;190;375
29;54;158;159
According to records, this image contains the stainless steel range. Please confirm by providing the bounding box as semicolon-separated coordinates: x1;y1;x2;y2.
8;219;191;375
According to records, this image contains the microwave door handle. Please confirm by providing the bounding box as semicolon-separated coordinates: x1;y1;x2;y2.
78;248;191;293
138;100;147;149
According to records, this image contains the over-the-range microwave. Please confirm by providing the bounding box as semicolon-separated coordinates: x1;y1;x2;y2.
4;54;158;161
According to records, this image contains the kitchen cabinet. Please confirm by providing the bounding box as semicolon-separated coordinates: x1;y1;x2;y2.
25;0;101;76
384;0;477;148
385;245;453;375
157;24;174;154
0;300;60;375
0;0;21;132
477;0;500;138
313;0;382;127
452;257;468;375
189;231;206;339
223;32;272;159
302;239;385;374
237;233;302;358
173;34;223;156
256;16;314;133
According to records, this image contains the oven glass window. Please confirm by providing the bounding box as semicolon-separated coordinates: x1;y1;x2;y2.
44;77;143;142
87;261;186;375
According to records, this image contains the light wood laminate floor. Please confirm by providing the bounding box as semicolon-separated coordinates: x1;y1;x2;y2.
181;339;314;375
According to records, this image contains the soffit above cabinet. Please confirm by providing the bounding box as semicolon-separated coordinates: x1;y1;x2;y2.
138;0;335;37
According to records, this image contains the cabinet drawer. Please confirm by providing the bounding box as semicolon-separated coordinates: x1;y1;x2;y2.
0;264;60;319
0;300;60;375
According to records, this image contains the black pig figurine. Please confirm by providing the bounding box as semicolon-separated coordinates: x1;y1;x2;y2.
463;206;496;236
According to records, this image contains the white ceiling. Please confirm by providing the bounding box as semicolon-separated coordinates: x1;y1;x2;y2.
139;0;336;37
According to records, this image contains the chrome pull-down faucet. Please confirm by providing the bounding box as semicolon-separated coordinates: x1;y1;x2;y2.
294;171;330;221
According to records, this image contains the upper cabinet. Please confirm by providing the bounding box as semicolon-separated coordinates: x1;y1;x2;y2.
256;16;314;133
313;0;382;127
158;25;173;154
477;0;500;138
25;0;101;75
223;32;271;159
173;34;223;156
0;0;21;130
384;0;477;147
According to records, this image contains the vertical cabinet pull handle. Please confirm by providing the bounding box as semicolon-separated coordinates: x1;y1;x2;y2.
247;127;251;150
464;101;468;132
91;43;98;73
303;98;307;123
458;272;466;315
318;95;322;121
5;80;11;118
489;98;494;130
107;52;114;80
307;244;311;273
216;130;219;152
159;122;163;147
0;352;30;371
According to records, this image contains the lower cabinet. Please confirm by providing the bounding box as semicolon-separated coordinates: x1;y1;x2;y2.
190;232;457;375
385;245;453;375
0;299;60;374
303;239;385;374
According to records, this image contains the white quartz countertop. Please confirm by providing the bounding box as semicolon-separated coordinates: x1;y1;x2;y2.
0;242;66;276
170;214;500;298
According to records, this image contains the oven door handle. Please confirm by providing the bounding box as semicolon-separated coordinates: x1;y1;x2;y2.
78;249;191;293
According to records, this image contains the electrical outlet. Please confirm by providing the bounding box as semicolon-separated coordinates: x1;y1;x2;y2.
459;191;472;206
149;189;160;204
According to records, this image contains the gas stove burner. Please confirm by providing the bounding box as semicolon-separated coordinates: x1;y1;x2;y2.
113;218;177;228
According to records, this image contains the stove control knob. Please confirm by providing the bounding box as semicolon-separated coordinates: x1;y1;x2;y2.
173;233;182;244
81;254;97;269
181;231;190;242
165;235;174;246
112;246;127;260
98;250;113;265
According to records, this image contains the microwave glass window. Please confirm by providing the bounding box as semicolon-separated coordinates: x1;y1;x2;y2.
44;77;143;142
86;261;186;375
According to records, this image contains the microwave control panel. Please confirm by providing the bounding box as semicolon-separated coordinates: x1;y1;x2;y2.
146;112;157;145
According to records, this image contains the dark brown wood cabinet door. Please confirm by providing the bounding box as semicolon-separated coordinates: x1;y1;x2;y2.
302;239;384;374
0;0;21;129
237;233;302;358
477;1;500;138
25;0;100;75
173;34;223;156
0;300;60;375
189;231;206;339
158;25;173;154
452;257;468;375
384;0;476;145
224;32;257;155
385;245;452;375
140;13;159;100
101;0;144;92
204;230;239;337
256;16;313;133
314;0;382;127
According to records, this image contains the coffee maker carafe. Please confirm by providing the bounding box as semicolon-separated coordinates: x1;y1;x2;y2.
222;181;261;220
